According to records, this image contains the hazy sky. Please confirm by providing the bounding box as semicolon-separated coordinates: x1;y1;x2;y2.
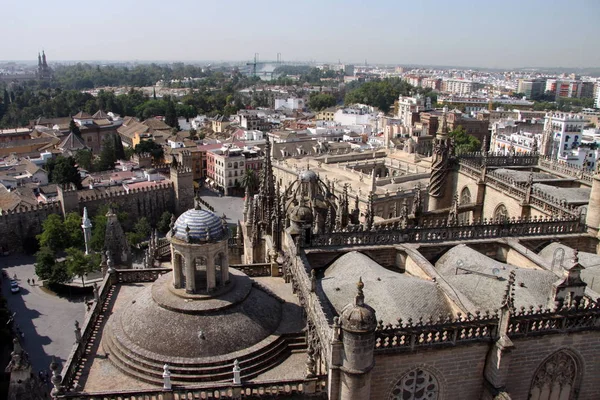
2;0;599;69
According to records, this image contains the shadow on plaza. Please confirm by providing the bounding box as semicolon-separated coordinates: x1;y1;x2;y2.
1;279;56;374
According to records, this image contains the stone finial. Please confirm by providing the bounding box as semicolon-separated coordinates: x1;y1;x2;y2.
163;364;172;390
74;320;82;343
93;282;99;301
106;251;115;273
501;271;516;310
50;357;63;396
355;277;365;306
233;359;241;385
185;224;191;243
310;269;317;292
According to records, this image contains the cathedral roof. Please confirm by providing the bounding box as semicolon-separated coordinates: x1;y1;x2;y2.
173;208;226;242
436;245;558;311
322;251;453;323
109;272;282;359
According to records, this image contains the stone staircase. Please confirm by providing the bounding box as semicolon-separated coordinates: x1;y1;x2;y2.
103;328;307;385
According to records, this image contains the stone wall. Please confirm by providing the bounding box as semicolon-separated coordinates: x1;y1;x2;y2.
506;331;600;399
0;203;62;251
371;343;489;400
0;183;177;252
77;183;175;226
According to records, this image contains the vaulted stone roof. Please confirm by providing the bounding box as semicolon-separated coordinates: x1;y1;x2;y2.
436;245;558;311
322;251;453;323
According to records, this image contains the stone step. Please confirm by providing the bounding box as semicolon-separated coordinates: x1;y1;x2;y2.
104;331;297;384
106;325;291;376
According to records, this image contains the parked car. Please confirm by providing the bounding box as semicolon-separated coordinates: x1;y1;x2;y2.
10;280;19;294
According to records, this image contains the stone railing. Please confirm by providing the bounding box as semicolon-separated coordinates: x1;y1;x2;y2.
485;169;528;200
459;153;539;166
115;268;171;283
308;216;585;247
286;232;333;365
61;273;113;390
56;376;328;399
459;160;582;217
155;238;171;259
508;301;600;338
538;155;594;184
375;300;600;354
231;263;271;277
375;312;498;353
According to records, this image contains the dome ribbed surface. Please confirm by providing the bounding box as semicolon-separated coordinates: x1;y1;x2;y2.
174;209;225;241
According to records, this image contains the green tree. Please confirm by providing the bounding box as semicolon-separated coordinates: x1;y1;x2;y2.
449;126;481;155
69;119;81;136
308;93;336;111
241;168;258;195
165;97;179;130
344;78;413;113
113;134;125;160
157;211;173;234
64;212;85;249
37;214;67;253
64;247;99;287
96;134;116;171
134;140;164;162
34;246;56;280
75;149;93;171
126;217;152;247
47;156;82;188
49;262;71;285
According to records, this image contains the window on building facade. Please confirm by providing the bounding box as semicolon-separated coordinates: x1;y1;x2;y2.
389;368;440;400
493;204;509;221
460;187;471;205
528;350;579;400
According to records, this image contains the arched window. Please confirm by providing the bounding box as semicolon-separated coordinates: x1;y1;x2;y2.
529;350;579;400
460;187;471;205
493;204;509;222
389;368;440;400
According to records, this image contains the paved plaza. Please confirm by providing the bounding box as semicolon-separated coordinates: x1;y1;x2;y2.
1;254;86;374
198;187;245;228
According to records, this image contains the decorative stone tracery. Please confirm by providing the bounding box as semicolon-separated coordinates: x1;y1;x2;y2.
528;350;579;400
389;367;440;400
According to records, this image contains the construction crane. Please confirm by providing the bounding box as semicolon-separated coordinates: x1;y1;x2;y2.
246;53;282;77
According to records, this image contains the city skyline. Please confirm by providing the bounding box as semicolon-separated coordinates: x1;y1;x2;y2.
2;0;599;69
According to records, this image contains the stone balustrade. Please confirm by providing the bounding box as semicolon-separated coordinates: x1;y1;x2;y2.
115;268;171;283
308;216;585;247
375;299;600;354
231;263;271;277
61;274;114;390
55;376;328;399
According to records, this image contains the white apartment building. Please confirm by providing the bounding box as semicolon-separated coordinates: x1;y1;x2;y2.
442;79;478;96
595;82;600;109
334;105;377;126
544;113;587;160
396;95;431;126
274;97;305;111
491;131;541;155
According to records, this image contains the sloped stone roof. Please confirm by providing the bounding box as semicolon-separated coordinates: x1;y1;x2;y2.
436;245;558;311
322;251;452;323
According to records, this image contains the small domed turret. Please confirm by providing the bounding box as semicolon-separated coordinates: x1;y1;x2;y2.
340;277;377;332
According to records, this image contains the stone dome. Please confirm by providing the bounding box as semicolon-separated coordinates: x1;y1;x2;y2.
340;278;377;333
299;169;318;183
173;208;225;242
289;201;313;224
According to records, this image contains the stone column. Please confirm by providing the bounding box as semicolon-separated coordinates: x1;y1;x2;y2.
222;252;229;284
185;254;195;293
172;252;182;289
206;255;216;291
